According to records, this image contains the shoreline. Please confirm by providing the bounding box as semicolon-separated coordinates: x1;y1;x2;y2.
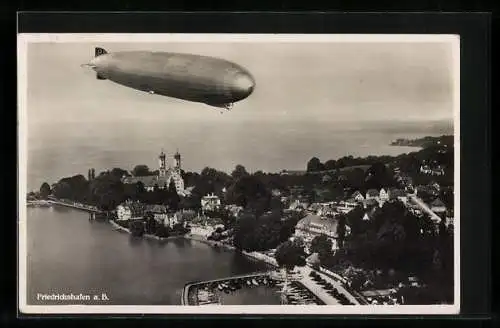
184;233;278;268
108;219;186;241
389;144;423;148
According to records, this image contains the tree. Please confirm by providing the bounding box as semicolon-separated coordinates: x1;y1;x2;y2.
324;159;337;171
55;174;89;202
39;182;51;199
129;220;144;237
310;235;333;263
307;157;324;172
337;215;347;249
231;164;249;180
365;162;393;190
224;175;271;215
233;213;258;250
132;165;151;177
110;168;129;179
156;225;170;238
275;240;307;271
345;205;365;235
167;180;180;210
89;174;126;210
145;214;159;235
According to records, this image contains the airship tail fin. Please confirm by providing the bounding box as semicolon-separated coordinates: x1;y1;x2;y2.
94;47;108;80
95;47;107;57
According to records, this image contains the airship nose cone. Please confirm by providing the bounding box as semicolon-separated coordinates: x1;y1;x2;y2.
232;73;255;99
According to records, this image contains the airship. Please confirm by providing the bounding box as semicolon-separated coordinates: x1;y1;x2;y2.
83;47;256;112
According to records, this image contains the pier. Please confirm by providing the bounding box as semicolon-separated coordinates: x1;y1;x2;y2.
28;197;106;214
50;200;104;214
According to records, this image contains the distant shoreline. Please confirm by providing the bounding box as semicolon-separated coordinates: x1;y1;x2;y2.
389;135;453;148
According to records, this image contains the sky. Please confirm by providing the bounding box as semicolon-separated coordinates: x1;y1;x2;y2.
25;38;456;127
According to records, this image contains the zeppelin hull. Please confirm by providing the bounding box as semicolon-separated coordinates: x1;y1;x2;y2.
91;51;255;107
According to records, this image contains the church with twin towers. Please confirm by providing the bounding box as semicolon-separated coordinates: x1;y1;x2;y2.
122;149;186;196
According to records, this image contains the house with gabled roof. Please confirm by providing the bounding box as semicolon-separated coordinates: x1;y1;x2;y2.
430;198;447;214
379;188;389;202
352;190;365;202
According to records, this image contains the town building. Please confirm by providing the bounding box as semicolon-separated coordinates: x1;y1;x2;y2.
294;214;340;251
163;212;180;228
416;185;440;198
122;149;186;195
379;188;389;203
337;199;358;214
420;164;445;176
316;203;339;217
145;204;169;223
225;204;244;218
116;200;146;221
201;193;222;212
289;199;309;211
388;188;408;204
430;198;447;215
430;181;441;192
351;191;365;202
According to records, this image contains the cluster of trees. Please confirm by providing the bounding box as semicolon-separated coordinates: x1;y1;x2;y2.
122;215;189;238
48;168;183;211
306;137;454;190
274;237;307;271
45;143;450;214
204;208;237;230
233;210;304;252
306;155;396;173
322;200;454;302
307;161;397;202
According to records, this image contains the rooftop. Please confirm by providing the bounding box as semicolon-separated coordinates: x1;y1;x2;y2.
296;214;339;236
430;198;446;208
122;169;182;187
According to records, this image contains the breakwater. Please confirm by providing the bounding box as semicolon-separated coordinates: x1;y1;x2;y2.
181;272;271;305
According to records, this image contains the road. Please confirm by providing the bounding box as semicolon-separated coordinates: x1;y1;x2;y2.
408;194;442;223
297;266;360;305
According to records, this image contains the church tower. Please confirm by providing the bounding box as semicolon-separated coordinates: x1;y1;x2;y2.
174;149;181;171
159;149;167;177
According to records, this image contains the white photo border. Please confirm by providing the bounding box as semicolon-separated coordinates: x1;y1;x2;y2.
17;33;460;315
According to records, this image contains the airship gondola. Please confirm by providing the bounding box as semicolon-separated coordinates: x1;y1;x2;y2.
84;47;255;112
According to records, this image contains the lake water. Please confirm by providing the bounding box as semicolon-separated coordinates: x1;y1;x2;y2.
26;120;452;191
26;206;272;305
